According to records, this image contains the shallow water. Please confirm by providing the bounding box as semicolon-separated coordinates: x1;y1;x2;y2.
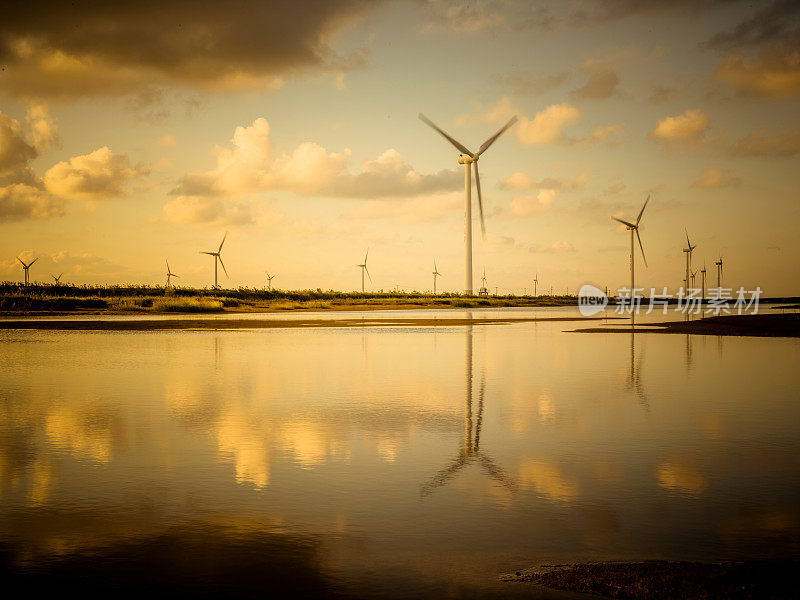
1;308;799;597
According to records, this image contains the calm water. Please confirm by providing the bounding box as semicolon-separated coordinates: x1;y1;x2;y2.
1;309;799;597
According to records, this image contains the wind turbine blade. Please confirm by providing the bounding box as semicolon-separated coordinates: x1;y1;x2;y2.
474;161;486;239
365;266;372;284
636;229;648;268
218;231;228;253
612;216;636;228
29;257;38;267
364;248;369;265
685;228;691;249
200;251;215;256
476;115;518;156
418;113;474;156
218;256;229;278
16;256;25;267
636;195;650;226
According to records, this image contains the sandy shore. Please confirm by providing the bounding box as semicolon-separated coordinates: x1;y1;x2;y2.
0;315;612;331
503;560;800;599
573;313;800;338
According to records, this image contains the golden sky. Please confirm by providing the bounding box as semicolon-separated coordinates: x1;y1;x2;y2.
0;0;798;294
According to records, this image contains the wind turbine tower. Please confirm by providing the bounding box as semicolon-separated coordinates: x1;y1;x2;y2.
683;229;696;292
200;232;228;289
419;113;517;294
533;273;538;296
700;264;707;300
266;272;276;291
432;260;441;295
715;256;724;288
165;260;179;288
17;256;38;286
357;249;372;292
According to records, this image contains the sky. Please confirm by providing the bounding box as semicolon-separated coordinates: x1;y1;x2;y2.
0;0;798;295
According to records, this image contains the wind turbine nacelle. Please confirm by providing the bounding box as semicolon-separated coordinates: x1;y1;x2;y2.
457;154;476;164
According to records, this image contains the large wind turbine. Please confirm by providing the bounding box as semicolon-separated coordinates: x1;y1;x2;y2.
432;260;441;295
715;256;724;288
200;232;228;289
266;272;276;291
17;256;37;285
165;260;179;288
611;195;649;298
683;229;696;292
419;113;518;294
357;249;371;292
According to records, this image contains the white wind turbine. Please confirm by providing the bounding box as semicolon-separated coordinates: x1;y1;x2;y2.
200;232;228;289
419;113;518;294
17;256;38;285
611;195;650;299
683;229;696;292
266;272;276;291
432;260;442;294
357;249;371;292
165;260;179;288
51;273;63;285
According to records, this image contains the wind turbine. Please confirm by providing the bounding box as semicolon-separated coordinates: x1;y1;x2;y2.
419;113;518;294
611;195;649;307
700;263;707;300
17;256;37;285
165;260;179;288
266;272;276;291
715;256;724;288
200;232;228;289
690;269;697;289
357;249;371;292
432;260;441;295
51;273;63;285
533;272;538;296
683;229;696;292
481;268;487;292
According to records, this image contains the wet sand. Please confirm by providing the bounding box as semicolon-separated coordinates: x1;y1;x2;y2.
0;315;612;331
503;560;800;599
573;313;800;338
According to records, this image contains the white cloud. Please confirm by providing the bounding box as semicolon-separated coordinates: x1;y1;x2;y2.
25;104;60;152
652;109;711;142
508;189;558;216
517;104;580;146
455;96;517;127
173;118;460;200
0;183;64;222
500;172;588;191
44;147;147;200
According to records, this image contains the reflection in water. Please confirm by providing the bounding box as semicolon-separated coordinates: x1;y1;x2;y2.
1;313;799;596
420;325;517;497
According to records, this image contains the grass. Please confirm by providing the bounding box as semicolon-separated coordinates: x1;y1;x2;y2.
152;298;224;312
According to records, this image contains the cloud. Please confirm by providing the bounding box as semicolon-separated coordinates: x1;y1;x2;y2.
508;189;558;216
704;0;800;49
0;110;38;172
691;167;741;188
714;43;800;98
0;1;373;99
44;146;147;200
347;193;462;224
652;109;711;143
517;103;580;146
161;197;261;226
421;1;554;33
574;124;622;146
25;104;60;152
570;0;730;25
492;70;570;95
455;96;517;127
500;172;588;191
731;131;800;156
570;60;620;100
0;183;64;222
173;118;460;200
649;84;675;105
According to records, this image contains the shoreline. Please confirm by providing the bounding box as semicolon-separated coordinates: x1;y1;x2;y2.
572;313;800;338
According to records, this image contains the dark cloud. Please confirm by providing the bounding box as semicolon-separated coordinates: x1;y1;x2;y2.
0;0;375;99
732;131;800;157
569;0;734;25
704;0;800;50
571;63;619;100
714;42;800;98
0;110;37;171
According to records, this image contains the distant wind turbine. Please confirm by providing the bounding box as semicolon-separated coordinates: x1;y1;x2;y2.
51;273;63;285
611;195;650;304
17;256;37;285
715;256;724;288
700;263;707;300
533;272;538;296
432;260;441;295
419;112;518;294
165;260;179;288
357;249;371;292
266;272;276;291
683;229;696;292
690;268;697;289
200;232;228;289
